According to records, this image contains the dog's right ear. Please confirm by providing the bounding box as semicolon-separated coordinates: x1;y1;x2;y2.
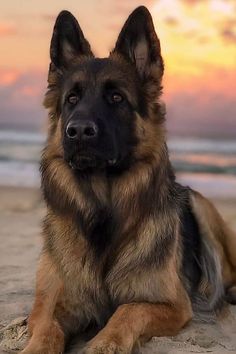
50;10;93;70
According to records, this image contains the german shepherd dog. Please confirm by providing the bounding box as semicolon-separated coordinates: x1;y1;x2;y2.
21;6;236;354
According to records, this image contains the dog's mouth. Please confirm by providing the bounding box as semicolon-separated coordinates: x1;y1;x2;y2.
68;155;117;171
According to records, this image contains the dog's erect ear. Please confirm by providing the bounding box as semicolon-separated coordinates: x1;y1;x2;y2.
113;6;163;78
50;10;93;69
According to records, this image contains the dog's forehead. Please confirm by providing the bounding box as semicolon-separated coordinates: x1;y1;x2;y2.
67;57;136;86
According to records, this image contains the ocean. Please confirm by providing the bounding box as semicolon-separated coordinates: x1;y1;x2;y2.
0;130;236;198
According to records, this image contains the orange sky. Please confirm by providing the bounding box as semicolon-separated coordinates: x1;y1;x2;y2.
0;0;236;137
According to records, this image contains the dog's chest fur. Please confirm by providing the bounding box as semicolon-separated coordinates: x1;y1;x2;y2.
46;210;179;328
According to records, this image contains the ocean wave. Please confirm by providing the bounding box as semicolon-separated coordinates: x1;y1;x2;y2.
172;161;236;175
177;172;236;199
168;137;236;154
0;160;40;188
0;130;236;188
0;130;45;144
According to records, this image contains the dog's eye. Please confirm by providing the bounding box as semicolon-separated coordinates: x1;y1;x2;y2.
111;93;123;103
67;94;79;105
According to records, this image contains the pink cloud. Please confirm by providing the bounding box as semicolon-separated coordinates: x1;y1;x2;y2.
0;69;46;130
221;29;236;43
164;17;179;26
41;14;55;22
0;70;20;86
163;68;236;137
101;0;157;18
181;0;205;5
164;68;236;99
19;85;42;97
0;23;17;36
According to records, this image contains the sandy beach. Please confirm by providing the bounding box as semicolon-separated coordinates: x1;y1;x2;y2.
0;185;236;354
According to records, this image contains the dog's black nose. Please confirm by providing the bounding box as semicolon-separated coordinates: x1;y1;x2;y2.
66;121;98;141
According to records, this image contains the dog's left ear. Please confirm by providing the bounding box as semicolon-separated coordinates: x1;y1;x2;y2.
113;6;164;79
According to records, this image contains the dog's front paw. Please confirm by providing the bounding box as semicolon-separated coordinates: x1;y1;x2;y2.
21;347;62;354
84;338;130;354
21;348;63;354
20;348;47;354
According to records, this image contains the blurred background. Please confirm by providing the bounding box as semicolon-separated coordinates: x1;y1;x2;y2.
0;0;236;196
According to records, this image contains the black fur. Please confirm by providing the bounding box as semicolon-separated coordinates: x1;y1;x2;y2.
50;10;93;68
181;196;202;295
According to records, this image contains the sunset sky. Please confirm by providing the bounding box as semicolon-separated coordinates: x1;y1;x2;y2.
0;0;236;137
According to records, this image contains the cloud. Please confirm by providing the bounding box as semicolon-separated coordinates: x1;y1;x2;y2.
0;69;47;131
0;23;17;36
166;92;236;138
164;68;236;138
219;17;236;43
0;70;20;86
197;35;210;44
166;91;236;137
41;14;55;22
221;29;236;43
181;0;205;5
164;17;179;26
101;0;157;17
222;29;236;41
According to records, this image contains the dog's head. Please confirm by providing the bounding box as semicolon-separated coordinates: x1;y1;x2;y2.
45;6;165;173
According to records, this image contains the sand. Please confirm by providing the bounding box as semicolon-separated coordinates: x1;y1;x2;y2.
0;186;236;354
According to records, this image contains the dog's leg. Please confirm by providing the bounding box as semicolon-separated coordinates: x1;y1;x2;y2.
21;253;65;354
85;292;192;354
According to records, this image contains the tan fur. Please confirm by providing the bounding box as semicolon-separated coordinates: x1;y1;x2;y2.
21;254;64;354
134;112;166;161
86;299;192;353
191;191;236;287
